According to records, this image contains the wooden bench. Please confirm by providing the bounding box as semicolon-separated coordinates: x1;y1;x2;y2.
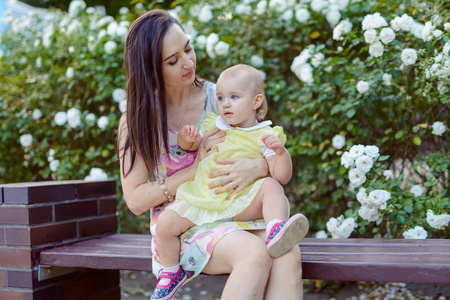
39;233;450;284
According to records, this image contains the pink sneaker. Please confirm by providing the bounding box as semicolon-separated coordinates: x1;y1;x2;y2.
151;265;188;300
266;214;309;257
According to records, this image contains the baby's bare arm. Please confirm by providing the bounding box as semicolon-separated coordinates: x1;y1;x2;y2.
262;134;292;184
178;125;202;151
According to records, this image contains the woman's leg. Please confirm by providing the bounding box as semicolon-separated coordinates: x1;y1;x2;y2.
254;230;304;300
155;209;195;267
202;230;272;300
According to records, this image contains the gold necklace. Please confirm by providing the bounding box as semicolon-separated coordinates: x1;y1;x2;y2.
168;87;191;132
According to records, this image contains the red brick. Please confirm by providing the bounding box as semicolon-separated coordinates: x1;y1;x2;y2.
0;206;52;225
6;222;77;246
0;290;33;300
3;182;76;204
7;269;34;288
5;227;31;246
99;197;117;215
82;287;120;300
0;248;32;267
0;268;6;287
0;227;4;245
0;186;3;204
55;200;97;221
78;216;118;238
31;222;77;246
76;180;116;199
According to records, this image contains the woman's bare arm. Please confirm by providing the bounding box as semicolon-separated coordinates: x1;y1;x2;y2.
118;115;197;215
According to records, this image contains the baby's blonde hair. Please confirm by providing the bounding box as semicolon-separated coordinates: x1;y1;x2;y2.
218;64;268;121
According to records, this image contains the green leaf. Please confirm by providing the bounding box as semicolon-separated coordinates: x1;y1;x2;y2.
397;215;405;224
395;130;404;139
346;108;356;118
413;136;421;146
378;155;389;161
404;206;413;213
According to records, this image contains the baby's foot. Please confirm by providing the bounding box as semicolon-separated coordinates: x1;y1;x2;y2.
266;214;309;257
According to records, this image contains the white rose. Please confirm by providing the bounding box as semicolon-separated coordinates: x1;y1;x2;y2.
67;107;81;128
119;7;129;15
433;30;442;38
410;185;424;197
195;35;207;49
390;16;402;31
369;41;384;57
206;33;219;58
68;0;86;17
104;41;117;54
119;99;127;113
411;22;424;39
421;22;433;42
355;155;374;173
66;67;74;79
97;116;109;129
364;145;379;159
214;41;229;56
54;112;67;126
401;48;418;66
236;3;252;15
256;0;267;15
356;80;369;94
112;88;127;103
326;9;341;28
382;73;392;86
85;113;96;126
368;190;391;209
311;0;327;13
339;19;353;33
327;217;357;239
332;134;345;149
364;29;378;44
291;63;313;84
311;53;324;68
20;134;33;148
315;230;328;238
362;13;387;30
379;27;395;44
250;55;264;68
402;226;427;239
359;206;379;222
426;210;450;230
400;14;414;32
349;144;365;159
198;5;213;23
333;24;344;40
280;10;294;22
85;167;108;181
444;23;450;31
49;159;60;172
295;8;310;23
431;121;446;136
356;188;368;205
32;109;43;120
383;169;393;179
340;151;354;168
349;168;366;186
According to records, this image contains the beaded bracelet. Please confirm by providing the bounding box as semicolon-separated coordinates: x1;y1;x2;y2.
159;178;174;200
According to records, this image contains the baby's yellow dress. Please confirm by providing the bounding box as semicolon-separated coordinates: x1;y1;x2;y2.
168;113;286;225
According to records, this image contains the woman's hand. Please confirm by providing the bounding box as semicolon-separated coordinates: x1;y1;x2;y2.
192;128;225;167
208;157;269;200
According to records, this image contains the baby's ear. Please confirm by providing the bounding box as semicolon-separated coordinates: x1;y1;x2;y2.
253;94;264;110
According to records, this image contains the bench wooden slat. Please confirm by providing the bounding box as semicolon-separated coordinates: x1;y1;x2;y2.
39;234;450;284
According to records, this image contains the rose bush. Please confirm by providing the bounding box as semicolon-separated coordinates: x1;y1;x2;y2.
1;0;448;236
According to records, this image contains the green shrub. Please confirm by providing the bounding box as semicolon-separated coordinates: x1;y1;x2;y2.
1;0;448;236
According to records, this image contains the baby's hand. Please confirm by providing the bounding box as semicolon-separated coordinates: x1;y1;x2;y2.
180;125;199;143
261;134;286;155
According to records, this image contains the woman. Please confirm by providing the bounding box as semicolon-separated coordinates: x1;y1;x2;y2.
117;9;303;300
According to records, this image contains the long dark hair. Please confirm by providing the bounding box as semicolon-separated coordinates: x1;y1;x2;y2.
119;10;202;178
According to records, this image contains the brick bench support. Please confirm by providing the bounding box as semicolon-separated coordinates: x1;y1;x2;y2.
0;180;119;300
